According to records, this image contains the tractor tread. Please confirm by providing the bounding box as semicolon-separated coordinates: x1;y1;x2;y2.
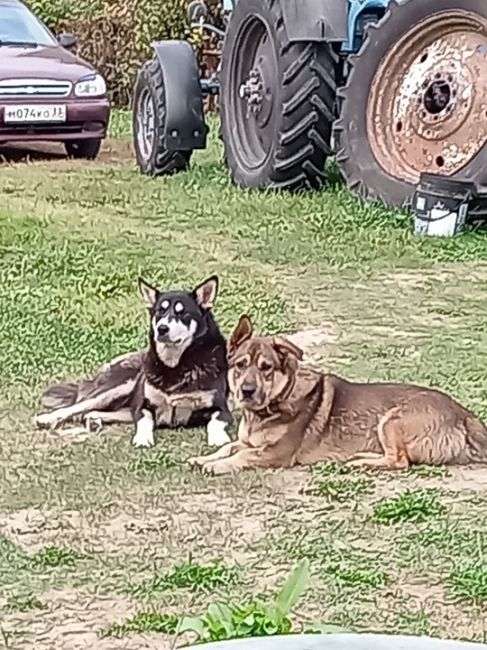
133;58;191;176
279;111;318;147
220;0;337;192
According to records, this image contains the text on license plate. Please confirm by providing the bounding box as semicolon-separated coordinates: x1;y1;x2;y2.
4;104;66;123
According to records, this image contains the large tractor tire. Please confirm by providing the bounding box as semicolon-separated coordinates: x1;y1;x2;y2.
334;0;487;208
219;0;337;191
133;58;191;176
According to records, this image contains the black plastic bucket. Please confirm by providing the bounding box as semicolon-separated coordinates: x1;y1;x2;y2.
412;173;476;237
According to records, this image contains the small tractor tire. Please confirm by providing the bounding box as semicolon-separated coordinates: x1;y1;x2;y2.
133;58;191;176
334;0;487;207
220;0;337;191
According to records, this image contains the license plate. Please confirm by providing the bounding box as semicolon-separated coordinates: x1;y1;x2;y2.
4;104;66;123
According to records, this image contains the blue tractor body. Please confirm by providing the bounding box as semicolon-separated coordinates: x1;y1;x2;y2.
222;0;389;52
344;0;388;51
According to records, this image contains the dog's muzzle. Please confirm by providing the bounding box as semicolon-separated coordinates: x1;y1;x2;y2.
238;383;263;408
156;323;183;345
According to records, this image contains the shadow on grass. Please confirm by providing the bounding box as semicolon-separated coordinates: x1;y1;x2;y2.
0;142;66;164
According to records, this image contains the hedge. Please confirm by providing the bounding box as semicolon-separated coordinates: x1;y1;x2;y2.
26;0;223;107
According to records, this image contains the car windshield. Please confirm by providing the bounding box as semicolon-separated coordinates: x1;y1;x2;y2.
0;2;58;47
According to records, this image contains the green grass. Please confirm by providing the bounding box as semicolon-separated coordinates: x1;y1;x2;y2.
3;593;46;612
108;109;132;138
372;489;447;525
324;564;389;589
406;465;451;479
447;565;487;606
129;558;241;598
102;611;180;638
308;476;374;502
1;113;487;646
29;546;89;569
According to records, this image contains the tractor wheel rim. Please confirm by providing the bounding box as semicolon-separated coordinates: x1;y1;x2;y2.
136;87;156;163
231;14;278;170
367;10;487;183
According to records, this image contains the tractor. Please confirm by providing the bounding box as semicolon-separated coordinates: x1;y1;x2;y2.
132;0;487;208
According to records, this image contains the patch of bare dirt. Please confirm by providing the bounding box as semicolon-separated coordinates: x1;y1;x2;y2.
406;466;487;493
286;327;338;360
366;584;479;641
0;476;305;558
0;138;133;168
0;507;68;552
380;265;487;286
98;138;134;164
0;506;171;555
2;589;169;650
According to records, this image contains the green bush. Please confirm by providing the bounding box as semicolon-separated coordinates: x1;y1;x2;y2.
25;0;223;107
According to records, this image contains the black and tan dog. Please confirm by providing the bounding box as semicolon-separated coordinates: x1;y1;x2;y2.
189;315;487;474
35;276;233;448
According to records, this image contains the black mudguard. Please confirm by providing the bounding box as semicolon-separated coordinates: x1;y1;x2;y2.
279;0;348;42
152;39;208;151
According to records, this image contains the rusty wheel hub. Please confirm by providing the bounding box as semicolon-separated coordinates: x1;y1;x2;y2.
367;11;487;183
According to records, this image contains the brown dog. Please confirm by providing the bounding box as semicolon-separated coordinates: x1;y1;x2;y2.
188;315;487;475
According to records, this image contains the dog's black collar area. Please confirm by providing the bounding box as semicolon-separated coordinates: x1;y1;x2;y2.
251;370;323;420
251;374;297;418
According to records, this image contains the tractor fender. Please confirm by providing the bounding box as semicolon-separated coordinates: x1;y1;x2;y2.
278;0;348;42
151;39;208;151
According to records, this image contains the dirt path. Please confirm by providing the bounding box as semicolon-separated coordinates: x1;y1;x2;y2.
0;138;133;166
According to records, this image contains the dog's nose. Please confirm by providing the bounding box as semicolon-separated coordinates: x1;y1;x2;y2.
241;383;256;400
157;324;169;338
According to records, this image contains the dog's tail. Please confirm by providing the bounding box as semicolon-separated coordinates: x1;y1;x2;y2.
40;382;79;409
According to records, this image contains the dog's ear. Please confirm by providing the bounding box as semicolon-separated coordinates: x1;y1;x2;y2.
228;315;253;356
272;337;304;363
138;277;159;309
193;275;218;310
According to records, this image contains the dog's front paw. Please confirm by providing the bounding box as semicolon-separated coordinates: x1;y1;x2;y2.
201;459;235;476
207;413;231;447
132;431;154;448
33;412;59;429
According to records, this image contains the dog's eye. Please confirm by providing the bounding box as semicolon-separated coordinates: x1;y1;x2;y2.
160;300;170;311
235;359;247;371
259;361;272;372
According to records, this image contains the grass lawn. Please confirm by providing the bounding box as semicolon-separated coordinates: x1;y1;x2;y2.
1;113;487;649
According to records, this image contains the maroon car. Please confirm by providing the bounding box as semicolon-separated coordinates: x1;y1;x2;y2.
0;0;110;159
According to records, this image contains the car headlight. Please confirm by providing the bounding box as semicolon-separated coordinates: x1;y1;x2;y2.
74;74;106;98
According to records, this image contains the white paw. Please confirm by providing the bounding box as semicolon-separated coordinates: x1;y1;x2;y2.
34;412;60;428
132;412;155;448
207;412;231;447
132;430;154;447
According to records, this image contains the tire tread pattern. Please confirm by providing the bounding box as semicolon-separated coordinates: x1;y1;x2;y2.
133;58;191;176
221;0;337;191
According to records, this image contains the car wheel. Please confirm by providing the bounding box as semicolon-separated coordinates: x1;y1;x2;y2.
65;139;102;160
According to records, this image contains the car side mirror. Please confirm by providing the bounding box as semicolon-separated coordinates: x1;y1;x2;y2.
58;33;76;50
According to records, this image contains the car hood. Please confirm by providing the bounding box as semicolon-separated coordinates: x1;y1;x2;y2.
0;45;95;83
